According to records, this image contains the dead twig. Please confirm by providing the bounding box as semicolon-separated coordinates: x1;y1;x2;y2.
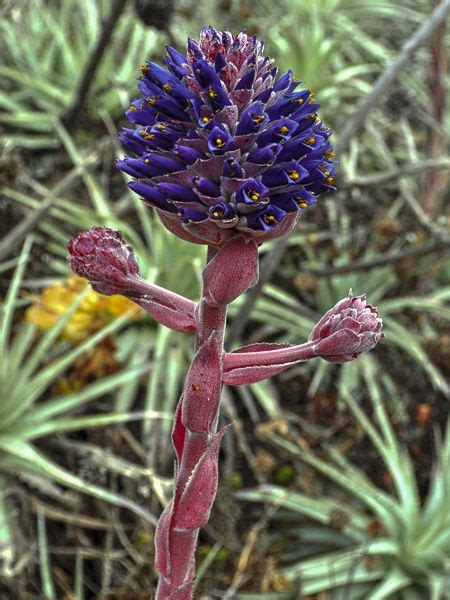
223;502;284;598
335;0;450;156
30;498;115;531
423;0;448;216
62;0;129;128
341;157;450;188
0;155;98;261
300;238;449;276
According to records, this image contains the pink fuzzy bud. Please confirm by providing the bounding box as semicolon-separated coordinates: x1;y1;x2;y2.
223;295;383;384
202;235;258;306
67;227;197;332
67;227;139;295
309;293;384;362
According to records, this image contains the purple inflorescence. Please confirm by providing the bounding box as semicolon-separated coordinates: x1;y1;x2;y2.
118;27;336;245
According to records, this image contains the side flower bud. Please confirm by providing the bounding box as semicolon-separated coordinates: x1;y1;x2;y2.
223;294;383;384
67;227;139;295
67;227;197;332
309;293;383;362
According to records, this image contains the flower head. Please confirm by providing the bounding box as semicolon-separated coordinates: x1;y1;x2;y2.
118;27;335;245
309;293;384;362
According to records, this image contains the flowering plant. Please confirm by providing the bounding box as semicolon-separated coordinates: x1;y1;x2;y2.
67;27;383;599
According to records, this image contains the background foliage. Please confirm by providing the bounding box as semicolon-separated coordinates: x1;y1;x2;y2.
0;0;449;598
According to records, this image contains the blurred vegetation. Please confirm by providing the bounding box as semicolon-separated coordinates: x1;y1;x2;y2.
0;0;449;598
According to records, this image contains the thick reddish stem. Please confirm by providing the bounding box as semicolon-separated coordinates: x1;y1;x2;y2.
155;237;258;599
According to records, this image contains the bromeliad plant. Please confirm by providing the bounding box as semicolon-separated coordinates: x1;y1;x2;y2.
67;27;383;598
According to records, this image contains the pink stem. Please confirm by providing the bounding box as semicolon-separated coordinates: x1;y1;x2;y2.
224;340;316;370
154;245;235;599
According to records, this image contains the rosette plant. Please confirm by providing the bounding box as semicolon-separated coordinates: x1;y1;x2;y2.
67;27;383;599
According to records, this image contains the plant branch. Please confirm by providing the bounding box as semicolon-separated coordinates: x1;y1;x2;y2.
335;0;450;156
301;238;449;277
62;0;129;128
341;157;450;188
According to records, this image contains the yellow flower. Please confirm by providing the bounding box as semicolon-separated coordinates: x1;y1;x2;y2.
25;276;141;342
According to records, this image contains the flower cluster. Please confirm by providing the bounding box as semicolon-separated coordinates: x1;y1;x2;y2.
118;26;335;245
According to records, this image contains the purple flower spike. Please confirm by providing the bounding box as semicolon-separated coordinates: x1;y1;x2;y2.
118;26;335;245
309;292;384;362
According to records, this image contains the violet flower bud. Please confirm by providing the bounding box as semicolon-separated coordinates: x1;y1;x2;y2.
67;227;139;295
309;293;384;362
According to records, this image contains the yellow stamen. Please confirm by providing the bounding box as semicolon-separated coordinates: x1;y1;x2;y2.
146;96;157;105
306;136;315;145
202;116;210;123
324;150;336;159
212;210;222;217
129;105;137;112
209;87;218;99
144;158;150;164
263;214;277;224
163;83;172;93
155;123;166;131
252;114;265;124
215;138;225;147
279;125;289;135
325;177;335;185
287;169;299;181
247;189;260;201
